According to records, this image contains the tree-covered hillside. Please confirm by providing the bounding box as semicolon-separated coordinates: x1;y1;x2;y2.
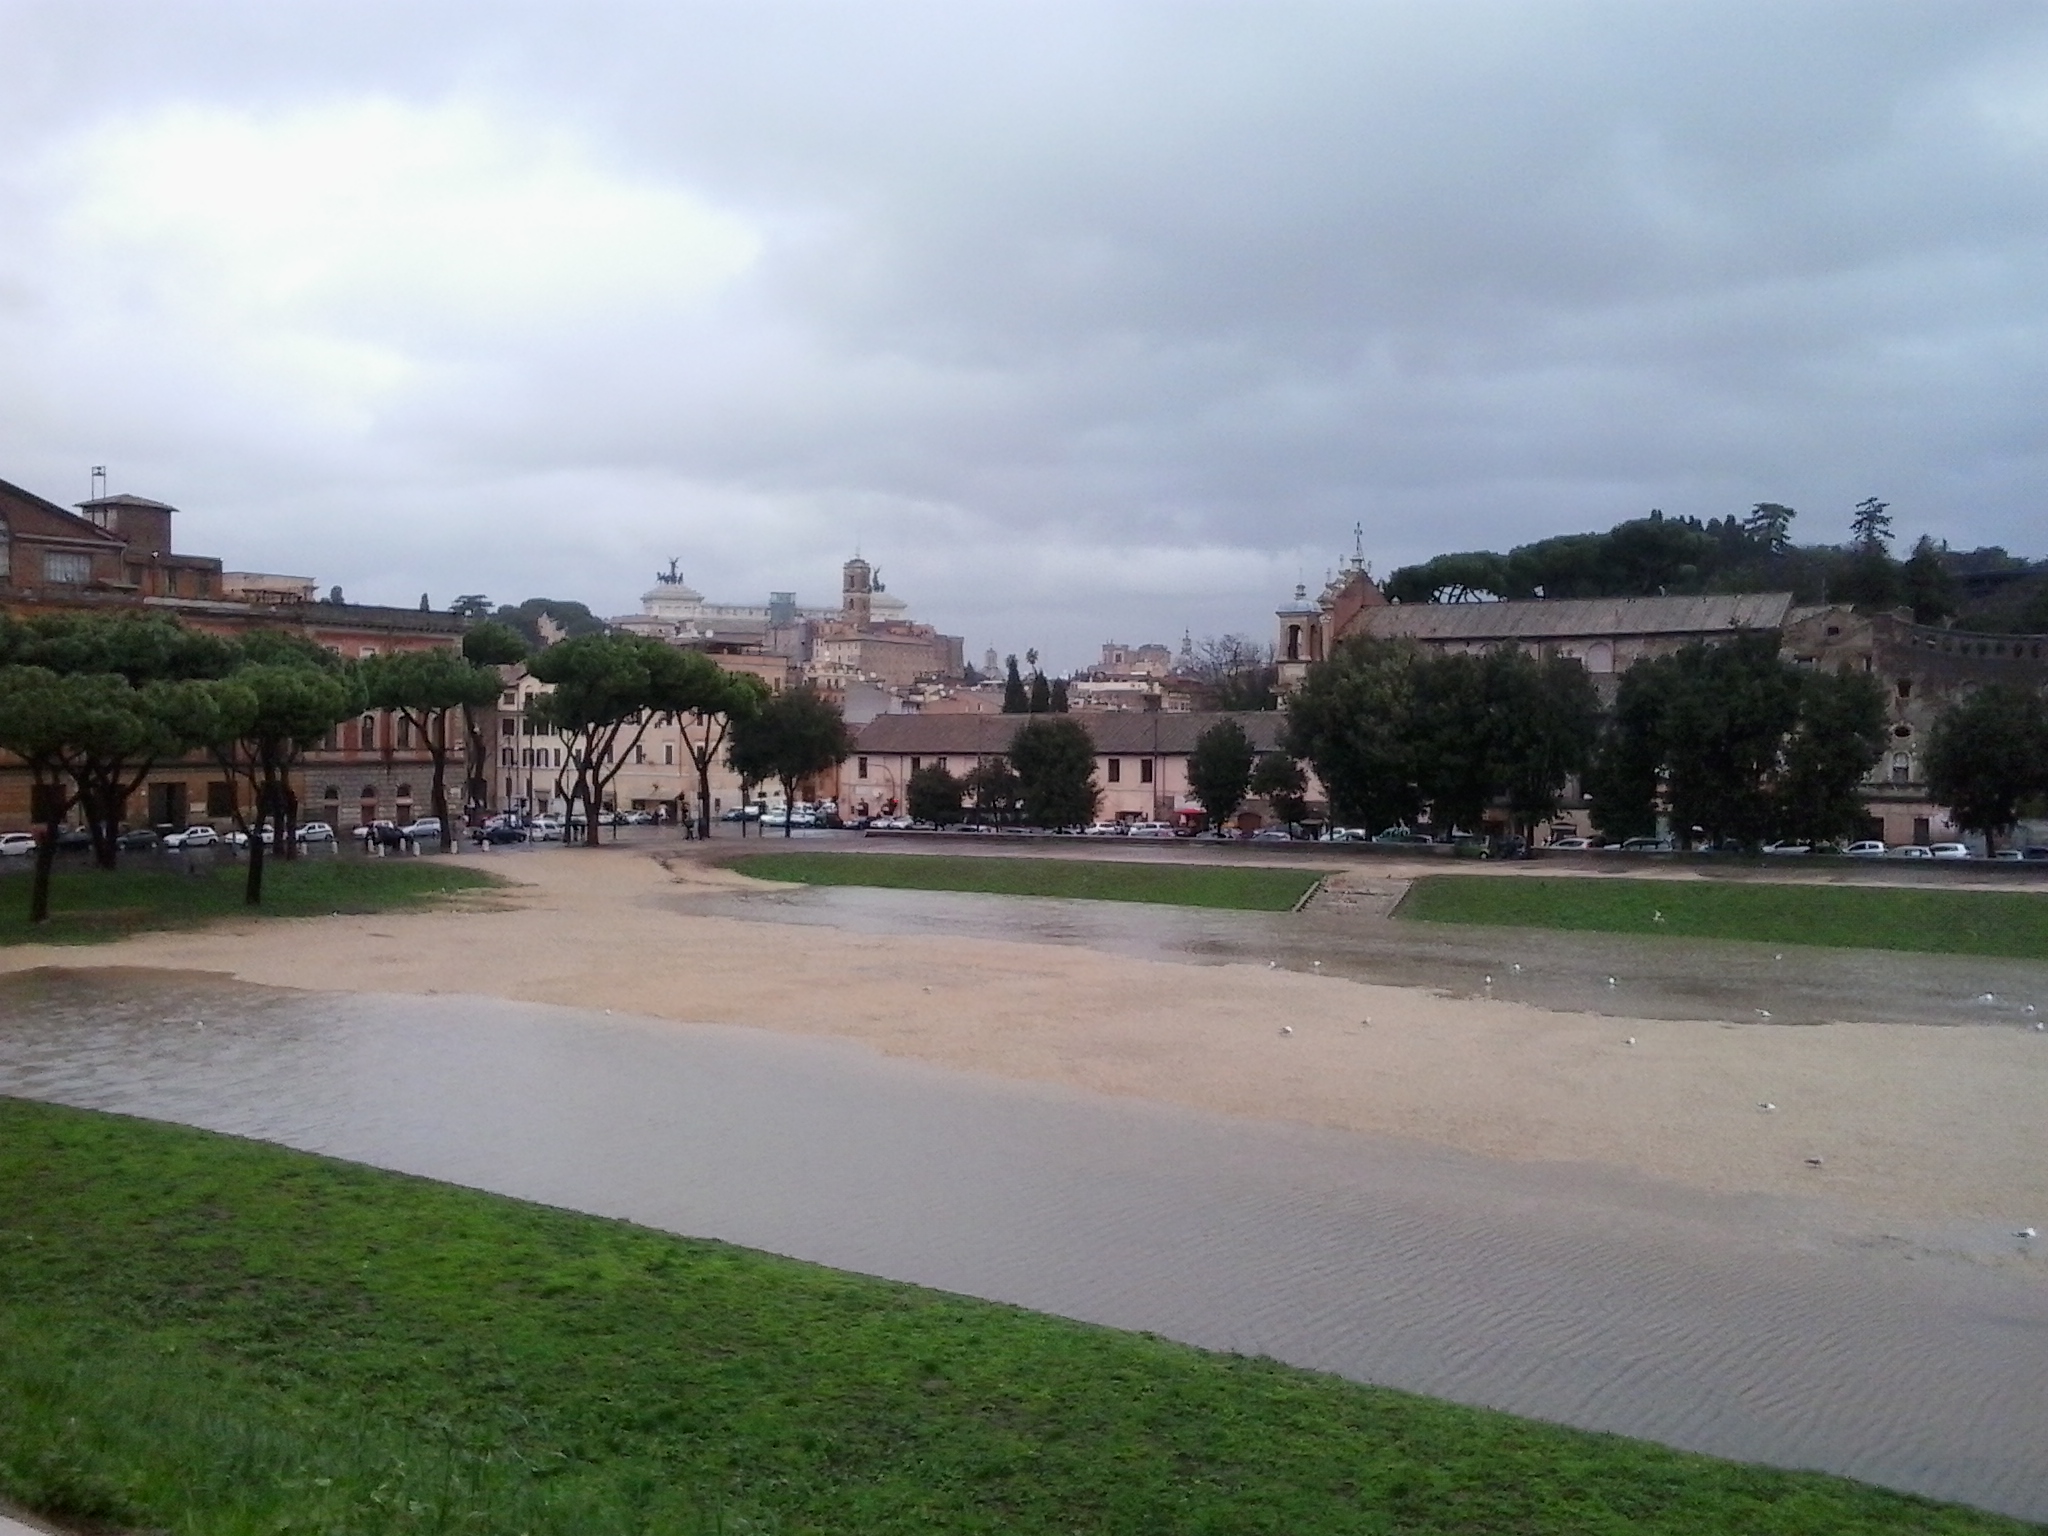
1382;504;2048;632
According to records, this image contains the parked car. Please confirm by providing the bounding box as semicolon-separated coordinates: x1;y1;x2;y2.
1617;836;1675;852
1993;848;2024;861
295;821;336;844
1082;822;1126;837
1372;826;1426;844
1845;840;1887;858
115;827;160;851
51;824;93;850
0;831;37;857
162;825;220;849
224;825;276;847
1546;836;1597;850
1761;840;1812;855
1248;826;1294;842
1928;842;1972;859
2023;847;2048;862
1126;822;1177;839
1887;844;1932;859
352;820;398;841
400;817;444;841
528;816;564;841
472;822;530;845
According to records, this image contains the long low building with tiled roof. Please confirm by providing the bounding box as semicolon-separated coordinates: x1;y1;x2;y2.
846;710;1293;824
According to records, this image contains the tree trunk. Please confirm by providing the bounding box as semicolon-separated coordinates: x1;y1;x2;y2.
428;732;452;854
782;773;797;837
29;788;63;924
84;774;121;870
696;758;714;841
280;780;301;861
245;777;271;906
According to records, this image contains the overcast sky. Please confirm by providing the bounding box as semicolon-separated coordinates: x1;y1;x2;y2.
3;3;2044;668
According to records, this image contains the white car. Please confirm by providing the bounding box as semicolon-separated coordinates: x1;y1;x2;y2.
1845;840;1887;858
1082;822;1126;837
1125;822;1178;839
1928;842;1972;860
400;817;444;840
0;831;37;857
1761;840;1812;855
1887;844;1932;859
528;816;564;841
223;826;276;848
295;821;336;844
162;825;220;849
1547;837;1596;850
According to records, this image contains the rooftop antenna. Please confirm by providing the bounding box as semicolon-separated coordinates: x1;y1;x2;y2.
90;465;106;500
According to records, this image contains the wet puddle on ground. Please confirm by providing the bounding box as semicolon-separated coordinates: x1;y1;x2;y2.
3;966;2046;1521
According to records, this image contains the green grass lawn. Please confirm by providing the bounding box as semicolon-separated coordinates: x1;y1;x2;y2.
727;850;1320;911
1397;874;2048;959
1;1100;2028;1535
0;856;504;946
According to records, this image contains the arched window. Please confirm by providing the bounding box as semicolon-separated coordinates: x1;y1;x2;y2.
1891;753;1911;785
1285;624;1301;661
395;783;412;799
360;785;378;799
322;785;340;801
1585;641;1614;674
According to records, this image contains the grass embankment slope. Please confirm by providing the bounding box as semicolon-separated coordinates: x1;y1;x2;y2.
1398;874;2048;960
1;1101;2030;1536
0;857;503;947
729;850;1319;911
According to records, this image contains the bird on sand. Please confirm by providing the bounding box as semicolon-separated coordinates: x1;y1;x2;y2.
1758;1102;1777;1112
1626;1037;1636;1046
1806;1157;1825;1167
1978;993;1997;1005
1755;1009;1773;1020
2017;1227;2037;1240
1606;976;1617;987
1279;1025;1293;1036
1267;960;1277;969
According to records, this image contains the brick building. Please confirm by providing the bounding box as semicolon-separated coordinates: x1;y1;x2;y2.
1;474;465;833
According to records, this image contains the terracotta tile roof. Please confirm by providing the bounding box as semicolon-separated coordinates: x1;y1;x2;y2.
854;710;1290;755
1351;591;1793;642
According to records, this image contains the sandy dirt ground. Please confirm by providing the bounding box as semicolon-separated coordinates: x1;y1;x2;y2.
4;846;2043;1231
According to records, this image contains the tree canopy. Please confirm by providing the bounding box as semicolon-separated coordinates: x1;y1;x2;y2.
1008;717;1098;829
905;762;965;826
1924;682;2048;847
527;634;728;843
362;647;504;849
1585;635;1885;845
726;685;853;837
1186;718;1255;831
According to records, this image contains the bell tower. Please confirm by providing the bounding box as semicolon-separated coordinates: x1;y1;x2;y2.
841;556;873;632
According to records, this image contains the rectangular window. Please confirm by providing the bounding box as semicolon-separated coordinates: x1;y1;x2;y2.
397;717;414;749
858;756;869;778
1107;759;1121;783
501;719;516;737
205;781;237;818
501;748;515;766
936;756;948;770
360;715;377;749
43;550;92;584
635;744;646;764
910;756;922;773
1139;758;1154;784
664;743;676;765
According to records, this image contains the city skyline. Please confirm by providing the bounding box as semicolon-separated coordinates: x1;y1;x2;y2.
4;3;2046;667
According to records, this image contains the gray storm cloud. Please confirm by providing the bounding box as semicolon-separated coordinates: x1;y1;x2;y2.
1;1;2043;666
